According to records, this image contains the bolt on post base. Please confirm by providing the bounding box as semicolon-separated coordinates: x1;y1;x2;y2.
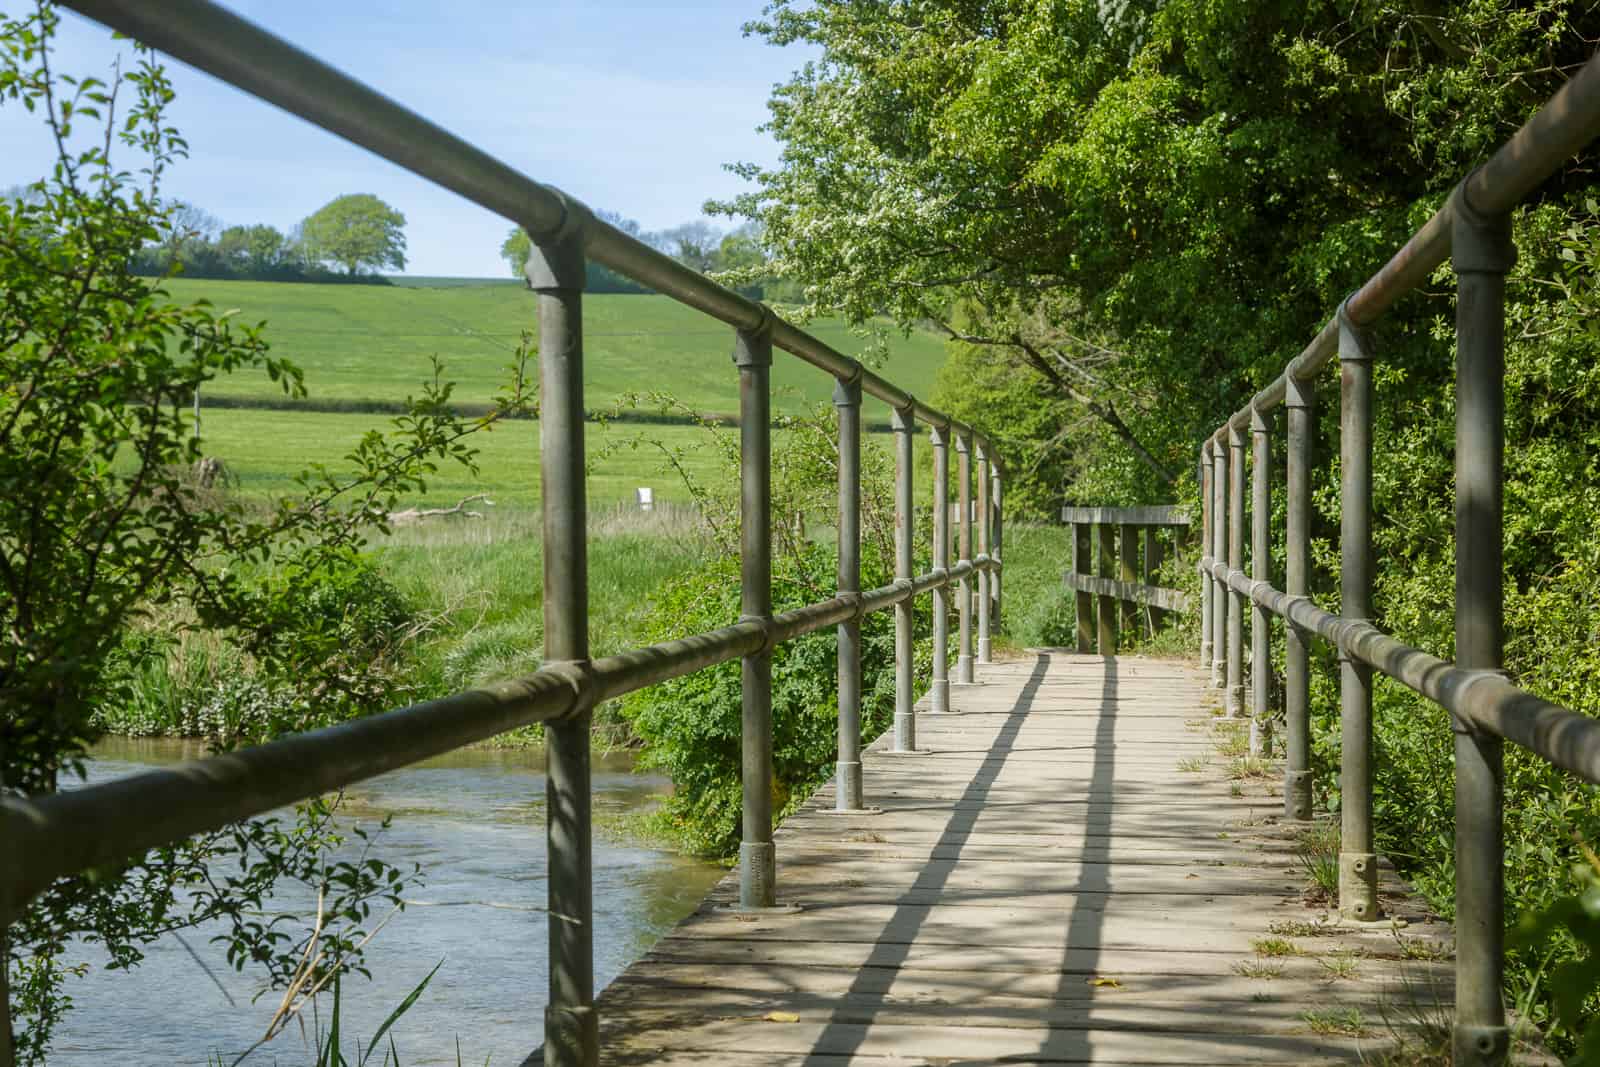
1338;852;1380;921
1226;684;1246;717
1283;770;1312;821
543;1004;598;1067
1453;1023;1510;1066
928;678;951;713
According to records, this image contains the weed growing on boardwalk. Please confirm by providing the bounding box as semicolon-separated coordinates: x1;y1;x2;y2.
1250;937;1299;958
1232;959;1284;979
1301;1006;1366;1036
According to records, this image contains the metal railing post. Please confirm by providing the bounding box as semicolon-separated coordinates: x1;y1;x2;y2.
1200;444;1214;668
892;402;918;750
930;421;951;713
990;464;1003;631
1119;523;1139;638
1337;301;1379;922
833;373;864;809
1096;522;1117;654
1227;425;1246;716
1284;376;1315;821
977;443;992;665
1250;409;1273;757
1211;440;1228;688
1073;520;1093;654
1451;185;1515;1066
527;222;597;1067
735;315;777;909
956;432;975;683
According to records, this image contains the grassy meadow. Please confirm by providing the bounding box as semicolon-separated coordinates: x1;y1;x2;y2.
171;278;947;417
200;407;736;509
108;277;1080;747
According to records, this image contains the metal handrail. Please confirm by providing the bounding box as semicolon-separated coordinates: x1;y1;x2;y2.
1;4;1008;1066
1197;49;1600;1065
0;563;989;913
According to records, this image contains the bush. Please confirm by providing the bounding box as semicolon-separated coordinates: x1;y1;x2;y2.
621;540;928;857
96;557;421;745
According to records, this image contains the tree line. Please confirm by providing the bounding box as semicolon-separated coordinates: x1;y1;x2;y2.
120;192;408;282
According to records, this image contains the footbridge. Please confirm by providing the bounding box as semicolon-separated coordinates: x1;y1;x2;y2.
8;3;1600;1065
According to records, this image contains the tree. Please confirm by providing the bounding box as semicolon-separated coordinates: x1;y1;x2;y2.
0;7;530;1058
648;220;722;271
214;222;288;274
299;192;407;275
156;199;221;269
716;0;1600;501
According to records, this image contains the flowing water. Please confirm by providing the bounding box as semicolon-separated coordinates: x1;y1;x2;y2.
48;738;723;1066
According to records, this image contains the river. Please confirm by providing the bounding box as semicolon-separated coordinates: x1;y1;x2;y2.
48;737;723;1066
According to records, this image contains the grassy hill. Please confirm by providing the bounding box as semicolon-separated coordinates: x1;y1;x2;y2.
168;279;947;418
171;279;936;510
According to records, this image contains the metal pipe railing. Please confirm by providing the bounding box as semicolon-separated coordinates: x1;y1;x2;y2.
6;4;1011;1064
1195;49;1600;1064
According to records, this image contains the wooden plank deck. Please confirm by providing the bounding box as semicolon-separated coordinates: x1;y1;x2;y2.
590;651;1455;1065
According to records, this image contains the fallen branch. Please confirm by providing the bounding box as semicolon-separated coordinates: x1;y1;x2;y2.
388;493;492;525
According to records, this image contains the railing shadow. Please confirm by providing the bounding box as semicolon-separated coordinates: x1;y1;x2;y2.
804;651;1053;1060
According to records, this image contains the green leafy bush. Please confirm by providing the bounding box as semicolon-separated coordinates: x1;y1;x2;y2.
96;557;421;745
621;540;927;857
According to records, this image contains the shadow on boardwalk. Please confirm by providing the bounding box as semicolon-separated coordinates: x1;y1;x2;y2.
589;651;1454;1065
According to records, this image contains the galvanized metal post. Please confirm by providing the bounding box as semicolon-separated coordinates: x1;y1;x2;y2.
1227;425;1246;717
892;403;917;750
1200;444;1214;668
1451;187;1515;1067
527;223;596;1067
1096;522;1117;655
1250;409;1272;757
1118;523;1138;638
735;316;777;909
990;465;1003;631
834;373;864;809
1211;441;1228;688
1284;376;1315;821
1143;525;1164;636
956;432;975;683
1073;521;1093;654
1337;301;1379;922
976;444;992;665
929;421;951;713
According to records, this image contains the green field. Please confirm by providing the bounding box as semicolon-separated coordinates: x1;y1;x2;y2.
199;407;745;509
169;279;947;418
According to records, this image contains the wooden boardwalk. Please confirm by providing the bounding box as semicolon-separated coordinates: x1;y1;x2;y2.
591;652;1454;1065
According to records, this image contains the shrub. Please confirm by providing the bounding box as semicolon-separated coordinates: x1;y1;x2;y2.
621;541;928;857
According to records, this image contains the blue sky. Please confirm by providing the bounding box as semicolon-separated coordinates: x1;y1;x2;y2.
1;1;808;276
